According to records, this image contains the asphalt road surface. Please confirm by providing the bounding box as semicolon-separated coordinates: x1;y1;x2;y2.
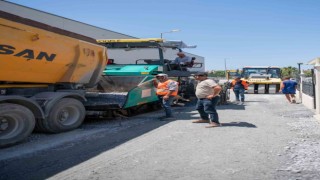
1;94;320;180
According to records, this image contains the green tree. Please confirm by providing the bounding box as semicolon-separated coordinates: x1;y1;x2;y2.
281;66;298;78
303;69;313;77
209;70;226;77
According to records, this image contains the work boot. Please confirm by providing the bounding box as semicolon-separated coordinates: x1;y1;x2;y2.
205;122;221;128
192;119;210;123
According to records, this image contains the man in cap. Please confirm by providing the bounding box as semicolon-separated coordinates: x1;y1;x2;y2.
170;52;192;70
172;52;192;65
192;72;222;128
153;73;179;120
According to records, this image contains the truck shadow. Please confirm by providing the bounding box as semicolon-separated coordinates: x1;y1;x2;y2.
0;108;173;179
0;101;255;179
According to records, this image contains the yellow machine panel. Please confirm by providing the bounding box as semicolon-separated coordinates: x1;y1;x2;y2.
241;66;282;94
97;38;163;43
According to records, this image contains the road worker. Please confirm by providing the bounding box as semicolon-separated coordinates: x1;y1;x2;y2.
230;76;249;104
153;73;178;121
192;72;222;128
279;76;298;103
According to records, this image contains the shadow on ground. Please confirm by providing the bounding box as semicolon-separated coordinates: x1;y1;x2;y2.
0;107;172;180
218;104;246;110
221;121;257;128
0;100;257;179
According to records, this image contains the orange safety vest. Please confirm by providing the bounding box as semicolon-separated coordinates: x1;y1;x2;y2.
231;80;249;90
156;79;178;96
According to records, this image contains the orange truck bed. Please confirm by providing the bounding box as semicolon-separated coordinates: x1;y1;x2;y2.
0;11;106;87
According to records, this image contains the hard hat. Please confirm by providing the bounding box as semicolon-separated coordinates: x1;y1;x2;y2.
194;72;208;76
156;73;168;77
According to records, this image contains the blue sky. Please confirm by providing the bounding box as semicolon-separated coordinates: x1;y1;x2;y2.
7;0;320;70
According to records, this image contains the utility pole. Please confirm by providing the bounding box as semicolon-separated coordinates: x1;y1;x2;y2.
224;58;227;78
160;29;180;39
297;62;303;104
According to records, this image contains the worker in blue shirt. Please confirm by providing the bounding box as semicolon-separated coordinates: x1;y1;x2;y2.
279;76;298;103
172;52;192;65
170;52;192;70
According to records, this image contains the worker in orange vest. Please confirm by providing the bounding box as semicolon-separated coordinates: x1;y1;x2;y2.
230;76;249;104
153;73;178;121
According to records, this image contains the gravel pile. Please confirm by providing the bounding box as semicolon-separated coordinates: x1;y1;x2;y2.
277;109;320;179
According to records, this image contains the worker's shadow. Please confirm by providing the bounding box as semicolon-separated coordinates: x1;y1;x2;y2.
217;104;245;110
221;121;256;128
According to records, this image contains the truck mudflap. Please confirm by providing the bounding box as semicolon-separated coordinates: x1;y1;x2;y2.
84;92;127;109
258;85;265;94
85;75;158;110
247;84;280;94
268;85;277;94
247;85;255;94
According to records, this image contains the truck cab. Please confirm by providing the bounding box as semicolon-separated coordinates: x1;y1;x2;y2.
241;66;282;94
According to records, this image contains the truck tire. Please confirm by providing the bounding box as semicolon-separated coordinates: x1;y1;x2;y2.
184;82;195;98
0;103;35;147
226;89;231;101
40;98;85;133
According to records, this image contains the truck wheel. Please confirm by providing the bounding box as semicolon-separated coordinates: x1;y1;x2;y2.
185;82;195;98
0;103;35;147
44;98;85;133
226;89;231;101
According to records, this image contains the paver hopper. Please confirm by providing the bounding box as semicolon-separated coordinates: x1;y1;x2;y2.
85;75;158;110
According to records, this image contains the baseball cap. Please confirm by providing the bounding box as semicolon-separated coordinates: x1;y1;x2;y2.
194;72;208;76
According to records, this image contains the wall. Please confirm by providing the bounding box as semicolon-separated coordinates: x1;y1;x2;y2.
299;90;315;110
0;1;134;39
